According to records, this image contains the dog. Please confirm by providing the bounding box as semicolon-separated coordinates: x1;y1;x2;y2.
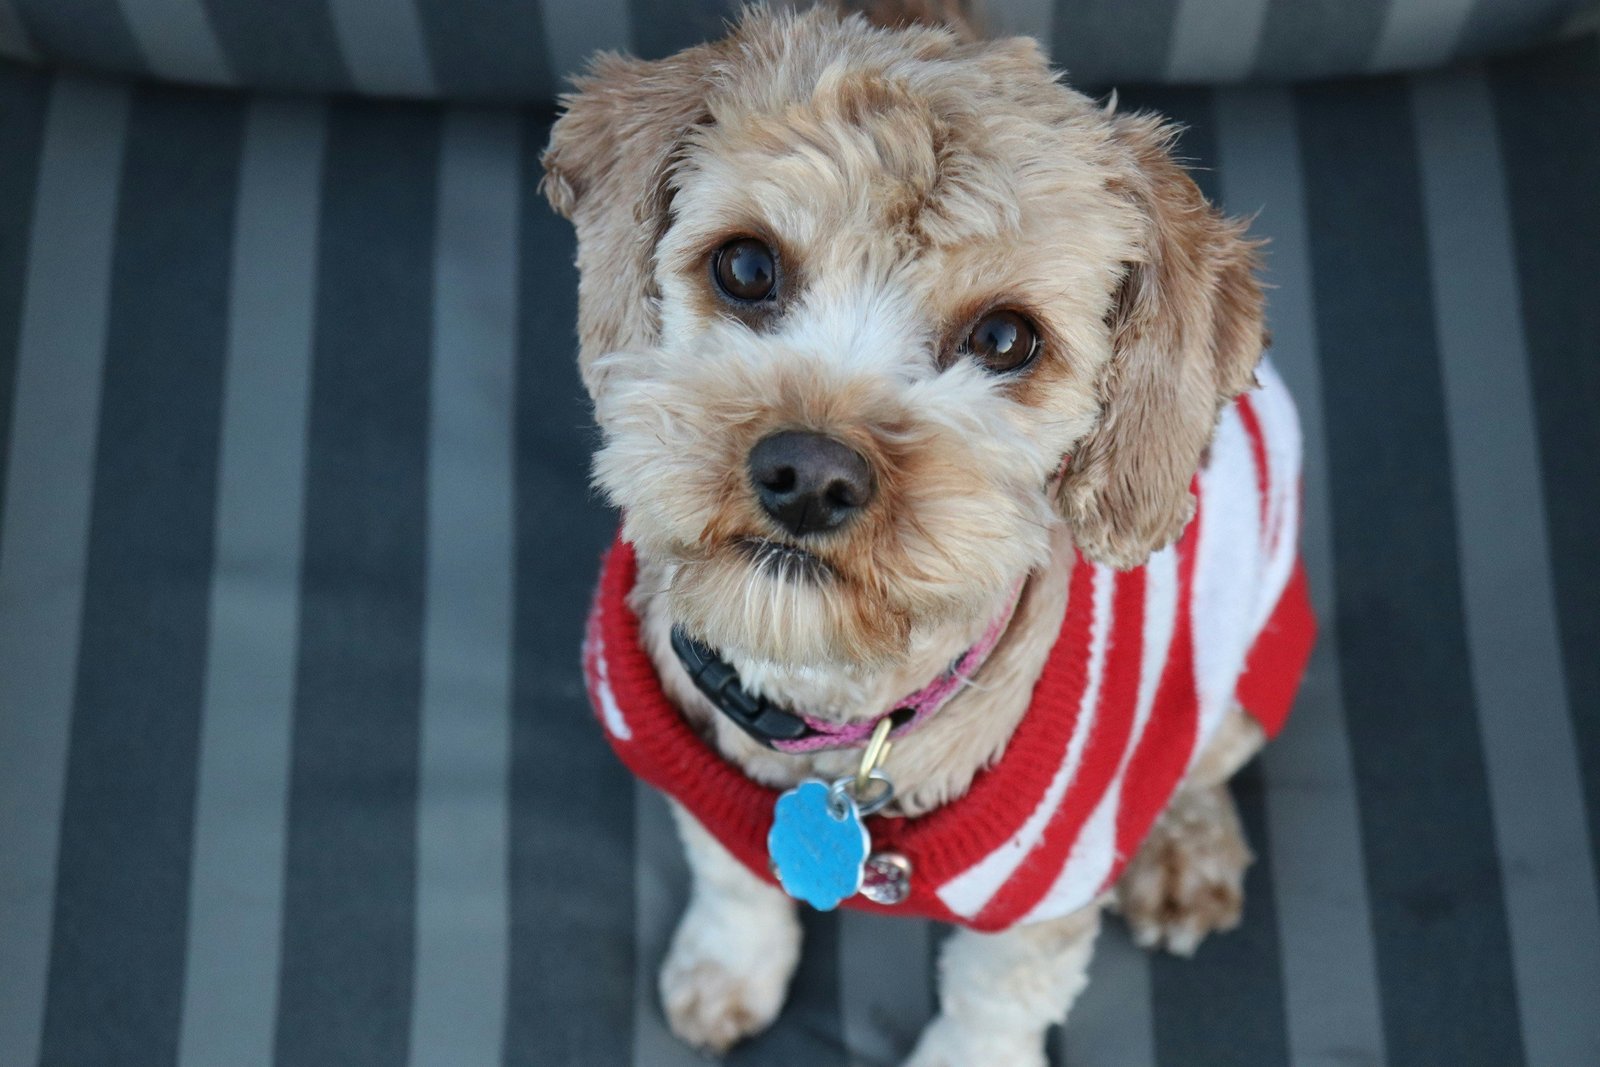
544;5;1315;1063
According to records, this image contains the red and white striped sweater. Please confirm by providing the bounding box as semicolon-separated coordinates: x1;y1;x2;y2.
583;360;1315;931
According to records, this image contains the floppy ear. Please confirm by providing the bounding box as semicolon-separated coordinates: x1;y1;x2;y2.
1056;112;1266;570
540;48;715;398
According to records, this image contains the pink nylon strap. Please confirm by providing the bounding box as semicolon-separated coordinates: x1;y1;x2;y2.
772;580;1025;754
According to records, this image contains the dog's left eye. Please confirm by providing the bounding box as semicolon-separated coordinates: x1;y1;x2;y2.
961;310;1039;373
712;238;778;302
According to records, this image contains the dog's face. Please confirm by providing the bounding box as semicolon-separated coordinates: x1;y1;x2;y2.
544;9;1263;671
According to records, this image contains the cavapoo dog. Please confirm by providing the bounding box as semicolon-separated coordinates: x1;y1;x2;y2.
545;4;1315;1063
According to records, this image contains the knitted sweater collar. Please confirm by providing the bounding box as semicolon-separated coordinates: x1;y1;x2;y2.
584;535;1102;929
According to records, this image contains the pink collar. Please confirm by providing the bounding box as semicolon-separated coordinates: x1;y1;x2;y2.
670;581;1024;754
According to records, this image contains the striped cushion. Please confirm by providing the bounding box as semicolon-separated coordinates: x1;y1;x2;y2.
1;29;1598;1067
0;0;1596;98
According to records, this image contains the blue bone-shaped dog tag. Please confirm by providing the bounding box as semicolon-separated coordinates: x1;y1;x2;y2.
768;780;869;910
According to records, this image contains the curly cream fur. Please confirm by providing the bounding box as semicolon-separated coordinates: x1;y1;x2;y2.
544;5;1269;1062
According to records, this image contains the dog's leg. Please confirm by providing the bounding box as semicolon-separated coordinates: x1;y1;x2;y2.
1116;781;1251;956
904;905;1100;1067
660;802;801;1053
1115;705;1263;956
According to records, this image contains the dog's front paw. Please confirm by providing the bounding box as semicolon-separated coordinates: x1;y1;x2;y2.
1116;783;1252;956
902;1015;1048;1067
659;896;801;1054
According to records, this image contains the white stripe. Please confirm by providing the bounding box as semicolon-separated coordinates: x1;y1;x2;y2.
590;628;632;741
177;97;323;1067
1133;548;1181;742
1416;70;1600;1065
407;107;520;1067
937;563;1113;918
117;0;234;85
1021;547;1179;924
1247;360;1305;640
1189;407;1264;759
0;77;126;1067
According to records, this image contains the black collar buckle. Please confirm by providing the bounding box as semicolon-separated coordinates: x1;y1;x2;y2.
669;626;813;749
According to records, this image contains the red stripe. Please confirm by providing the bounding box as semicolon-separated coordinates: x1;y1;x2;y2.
875;556;1101;892
971;565;1147;928
588;543;783;890
588;443;1317;928
1101;501;1203;894
1236;555;1317;737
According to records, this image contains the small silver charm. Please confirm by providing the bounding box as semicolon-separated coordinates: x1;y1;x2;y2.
860;851;913;905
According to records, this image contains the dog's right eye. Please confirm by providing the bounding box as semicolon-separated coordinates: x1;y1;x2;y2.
712;238;778;302
961;309;1039;374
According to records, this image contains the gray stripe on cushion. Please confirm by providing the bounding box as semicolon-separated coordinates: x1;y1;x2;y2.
0;64;48;526
1371;0;1475;71
631;788;707;1067
1415;68;1600;1065
1057;925;1157;1067
629;0;737;60
176;96;323;1067
986;0;1054;44
1166;0;1270;83
328;0;435;96
40;82;243;1066
1561;4;1600;36
1214;85;1389;1067
1296;76;1525;1065
1124;86;1292;1067
1149;761;1290;1062
838;911;933;1065
203;0;350;93
0;1;36;61
543;0;630;90
0;75;124;1067
1254;0;1389;81
1457;0;1583;62
504;110;635;1067
1051;0;1180;87
734;913;848;1067
1488;28;1600;916
406;106;519;1067
117;0;232;84
418;0;553;101
275;99;439;1067
11;0;143;74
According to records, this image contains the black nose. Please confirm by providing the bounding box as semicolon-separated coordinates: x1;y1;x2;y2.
747;431;875;538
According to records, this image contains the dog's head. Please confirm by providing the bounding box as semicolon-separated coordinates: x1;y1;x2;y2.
543;7;1263;670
